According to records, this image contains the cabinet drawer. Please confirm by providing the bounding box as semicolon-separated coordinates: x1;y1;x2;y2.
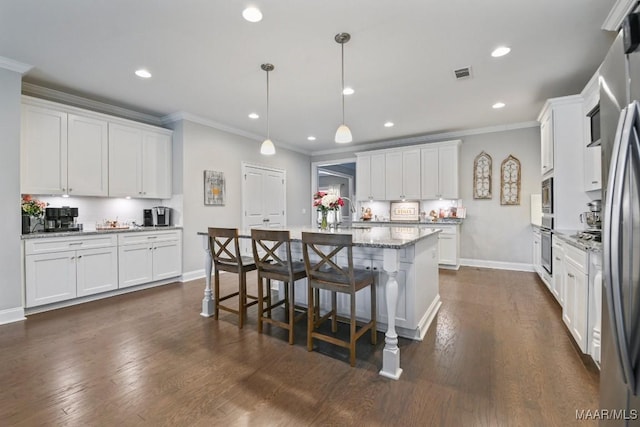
436;225;458;235
564;244;587;273
25;234;117;255
118;230;181;245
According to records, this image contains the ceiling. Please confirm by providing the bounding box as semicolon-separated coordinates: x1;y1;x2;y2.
0;1;617;155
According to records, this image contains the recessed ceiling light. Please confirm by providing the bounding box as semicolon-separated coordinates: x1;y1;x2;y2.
135;69;152;78
307;136;316;141
493;102;506;109
242;7;262;22
342;87;355;95
384;122;394;128
248;113;259;119
491;46;511;57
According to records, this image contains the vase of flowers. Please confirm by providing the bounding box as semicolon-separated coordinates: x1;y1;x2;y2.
21;194;48;234
313;191;344;230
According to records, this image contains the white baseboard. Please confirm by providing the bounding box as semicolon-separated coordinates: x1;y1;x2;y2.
0;306;26;325
181;269;205;283
460;258;535;272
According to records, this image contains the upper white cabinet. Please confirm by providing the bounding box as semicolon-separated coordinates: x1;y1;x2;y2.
421;141;460;200
385;148;421;200
356;153;386;201
581;71;602;192
20;96;172;199
540;111;554;175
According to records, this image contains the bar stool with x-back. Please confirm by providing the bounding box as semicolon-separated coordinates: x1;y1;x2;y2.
301;231;377;367
208;227;258;329
251;229;309;344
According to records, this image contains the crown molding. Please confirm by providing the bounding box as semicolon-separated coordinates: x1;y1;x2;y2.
309;121;540;157
0;56;32;74
162;111;311;156
602;0;638;31
21;83;164;126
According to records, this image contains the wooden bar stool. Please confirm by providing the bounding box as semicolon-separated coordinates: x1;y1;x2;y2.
301;231;377;367
251;229;308;344
208;227;258;329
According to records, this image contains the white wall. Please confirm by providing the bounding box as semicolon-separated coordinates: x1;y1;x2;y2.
458;126;541;266
0;68;24;320
175;120;311;276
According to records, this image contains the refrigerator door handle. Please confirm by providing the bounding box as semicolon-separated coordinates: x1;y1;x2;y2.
605;103;634;390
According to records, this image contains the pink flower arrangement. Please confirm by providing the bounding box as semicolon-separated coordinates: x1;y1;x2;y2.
313;191;344;211
21;194;48;218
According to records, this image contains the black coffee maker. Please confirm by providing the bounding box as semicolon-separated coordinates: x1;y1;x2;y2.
45;207;80;232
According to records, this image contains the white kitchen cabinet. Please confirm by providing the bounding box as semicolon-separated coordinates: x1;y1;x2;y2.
118;230;182;288
437;224;459;269
384;149;421;200
551;236;565;305
532;227;542;276
108;123;172;199
67;113;109;196
582;72;602;192
355;153;385;201
24;234;118;307
540;111;554;175
420;141;460;200
562;243;589;353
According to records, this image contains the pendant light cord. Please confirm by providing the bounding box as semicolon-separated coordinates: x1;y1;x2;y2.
266;69;270;139
341;41;345;124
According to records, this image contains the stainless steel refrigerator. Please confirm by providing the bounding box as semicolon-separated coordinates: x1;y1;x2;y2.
600;8;640;426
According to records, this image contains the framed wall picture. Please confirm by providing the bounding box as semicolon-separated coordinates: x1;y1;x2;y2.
473;151;492;199
500;155;521;205
204;170;225;205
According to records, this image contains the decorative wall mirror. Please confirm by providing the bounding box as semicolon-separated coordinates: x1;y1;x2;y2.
473;151;492;199
500;155;521;205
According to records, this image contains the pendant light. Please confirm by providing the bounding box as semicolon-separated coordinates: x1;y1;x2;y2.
335;32;352;144
260;63;276;155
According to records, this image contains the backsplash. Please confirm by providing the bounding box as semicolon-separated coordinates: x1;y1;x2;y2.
356;199;462;221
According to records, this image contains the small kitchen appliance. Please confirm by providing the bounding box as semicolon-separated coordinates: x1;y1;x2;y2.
143;209;153;227
152;206;171;226
44;206;79;232
579;199;602;230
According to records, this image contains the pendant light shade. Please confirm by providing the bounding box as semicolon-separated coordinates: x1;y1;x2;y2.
260;63;276;155
335;32;352;144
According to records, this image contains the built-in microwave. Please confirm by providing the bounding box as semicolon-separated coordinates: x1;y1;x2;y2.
587;104;601;147
542;177;553;214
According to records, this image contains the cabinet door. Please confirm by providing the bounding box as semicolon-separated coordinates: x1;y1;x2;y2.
356;155;371;201
152;241;182;280
76;247;118;297
532;232;542;275
420;147;439;199
438;145;459;199
67;114;109;196
562;259;577;332
118;243;153;288
584;146;602;191
438;233;457;265
25;252;76;307
402;149;421;200
540;112;554;174
21;104;68;195
552;245;565;303
142;131;172;199
370;154;386;200
109;123;142;197
385;152;403;200
571;264;588;352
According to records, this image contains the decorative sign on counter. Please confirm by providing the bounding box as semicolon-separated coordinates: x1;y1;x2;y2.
390;201;419;221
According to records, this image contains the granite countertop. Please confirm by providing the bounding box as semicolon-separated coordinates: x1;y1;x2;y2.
199;225;441;249
553;229;602;252
352;219;463;226
22;225;183;240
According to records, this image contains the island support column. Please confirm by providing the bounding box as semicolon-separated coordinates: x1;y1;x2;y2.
379;247;403;380
200;233;214;317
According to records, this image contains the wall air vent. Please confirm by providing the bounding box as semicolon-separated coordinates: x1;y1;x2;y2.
453;66;472;80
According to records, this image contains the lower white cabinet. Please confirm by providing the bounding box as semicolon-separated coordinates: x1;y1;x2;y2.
24;235;118;307
562;243;589;353
551;236;565;304
437;224;460;269
118;230;182;288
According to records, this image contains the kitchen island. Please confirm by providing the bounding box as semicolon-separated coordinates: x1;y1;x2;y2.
198;225;441;380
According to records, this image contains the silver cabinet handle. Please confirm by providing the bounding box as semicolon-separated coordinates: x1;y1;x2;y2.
592;181;598;184
567;273;574;279
555;257;561;261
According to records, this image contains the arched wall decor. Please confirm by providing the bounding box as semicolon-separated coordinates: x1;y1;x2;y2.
500;154;521;205
473;151;492;199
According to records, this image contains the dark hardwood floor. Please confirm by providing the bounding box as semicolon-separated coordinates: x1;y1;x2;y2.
0;267;598;426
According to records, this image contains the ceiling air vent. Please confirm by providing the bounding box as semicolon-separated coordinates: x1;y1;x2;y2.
453;66;472;80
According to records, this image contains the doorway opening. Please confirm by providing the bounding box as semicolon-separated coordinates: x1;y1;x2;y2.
311;158;356;227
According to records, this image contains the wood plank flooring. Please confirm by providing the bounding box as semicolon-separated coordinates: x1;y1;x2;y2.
0;267;598;426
